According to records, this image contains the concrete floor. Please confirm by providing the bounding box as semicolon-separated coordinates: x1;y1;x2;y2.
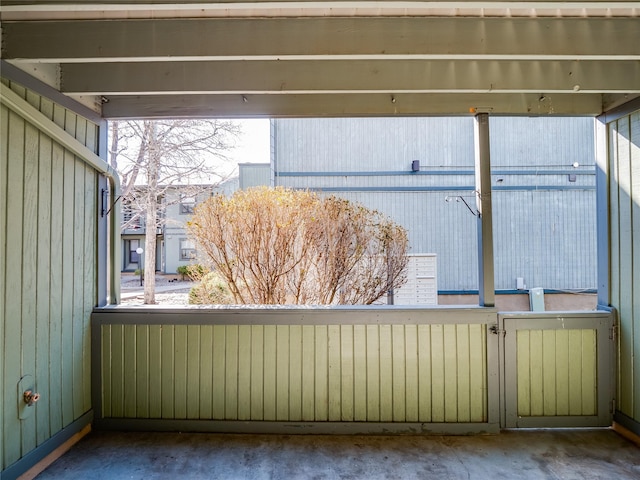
35;429;639;479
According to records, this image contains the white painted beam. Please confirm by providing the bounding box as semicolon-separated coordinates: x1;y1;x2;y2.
100;92;605;118
60;60;640;94
1;2;639;21
4;18;639;62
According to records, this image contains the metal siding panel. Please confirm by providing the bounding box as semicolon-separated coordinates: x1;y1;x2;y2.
493;189;596;290
491;117;595;168
239;164;271;189
274;117;596;292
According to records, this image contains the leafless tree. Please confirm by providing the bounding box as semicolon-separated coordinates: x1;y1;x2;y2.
188;186;408;305
109;119;240;304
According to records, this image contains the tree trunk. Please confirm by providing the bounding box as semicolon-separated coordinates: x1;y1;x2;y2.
143;200;157;304
143;121;158;304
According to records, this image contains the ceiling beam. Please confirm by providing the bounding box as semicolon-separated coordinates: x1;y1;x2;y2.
101;92;605;118
4;17;639;62
1;1;639;20
60;60;640;95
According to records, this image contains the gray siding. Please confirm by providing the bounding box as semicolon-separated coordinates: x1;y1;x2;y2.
608;109;640;428
1;80;100;472
272;117;596;291
239;163;271;189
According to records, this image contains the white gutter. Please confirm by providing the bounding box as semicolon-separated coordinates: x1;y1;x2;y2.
0;83;122;304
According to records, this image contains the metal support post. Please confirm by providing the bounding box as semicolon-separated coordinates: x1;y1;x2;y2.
474;113;495;307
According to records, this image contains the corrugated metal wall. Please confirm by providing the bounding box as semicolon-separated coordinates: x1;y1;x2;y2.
0;80;99;472
273;117;596;291
239;163;271;189
608;109;640;428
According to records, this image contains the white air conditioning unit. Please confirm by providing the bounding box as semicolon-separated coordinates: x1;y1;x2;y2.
529;287;545;311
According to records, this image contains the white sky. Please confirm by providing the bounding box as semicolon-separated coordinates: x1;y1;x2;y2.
228;119;271;167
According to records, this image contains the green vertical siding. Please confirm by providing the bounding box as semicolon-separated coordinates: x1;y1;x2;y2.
609;110;640;425
1;81;100;472
516;329;597;417
100;323;489;424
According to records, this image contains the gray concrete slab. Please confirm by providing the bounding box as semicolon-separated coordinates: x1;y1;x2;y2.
35;429;639;479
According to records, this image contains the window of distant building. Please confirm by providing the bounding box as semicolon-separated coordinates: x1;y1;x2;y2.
129;239;141;263
180;195;196;214
180;238;197;260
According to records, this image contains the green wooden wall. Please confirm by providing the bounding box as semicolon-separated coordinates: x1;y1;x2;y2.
1;80;100;472
608;109;640;428
100;323;489;424
516;329;597;417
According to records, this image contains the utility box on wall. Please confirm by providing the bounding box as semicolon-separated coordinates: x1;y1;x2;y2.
385;254;438;305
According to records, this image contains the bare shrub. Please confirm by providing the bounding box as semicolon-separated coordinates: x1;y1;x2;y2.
188;186;408;305
189;271;234;305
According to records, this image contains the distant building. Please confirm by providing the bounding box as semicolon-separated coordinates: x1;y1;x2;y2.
121;178;238;274
261;117;597;308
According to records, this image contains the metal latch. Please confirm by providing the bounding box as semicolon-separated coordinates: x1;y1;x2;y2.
489;324;506;336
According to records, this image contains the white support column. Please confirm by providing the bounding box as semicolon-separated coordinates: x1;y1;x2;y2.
474;113;495;307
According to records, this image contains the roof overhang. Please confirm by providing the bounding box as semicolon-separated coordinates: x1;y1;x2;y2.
1;1;639;117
